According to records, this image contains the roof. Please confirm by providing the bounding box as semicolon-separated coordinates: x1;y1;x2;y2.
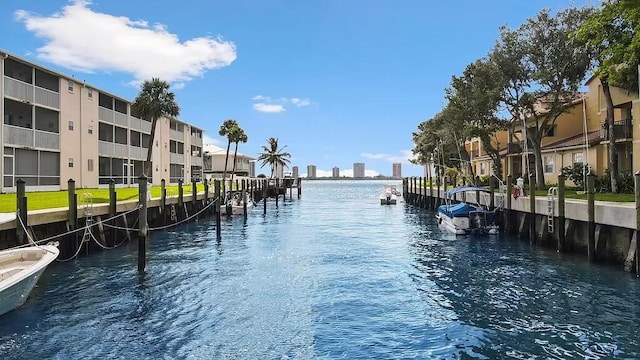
203;144;255;160
541;130;602;150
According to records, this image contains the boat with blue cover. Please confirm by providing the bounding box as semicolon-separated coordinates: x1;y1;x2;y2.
435;186;499;235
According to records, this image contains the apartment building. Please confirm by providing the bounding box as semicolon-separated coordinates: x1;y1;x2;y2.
467;77;640;185
332;166;340;177
392;162;401;178
0;50;203;191
353;162;365;178
307;165;317;179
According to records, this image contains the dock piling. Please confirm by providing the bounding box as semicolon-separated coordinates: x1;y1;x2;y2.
587;173;596;262
138;175;148;273
557;174;566;252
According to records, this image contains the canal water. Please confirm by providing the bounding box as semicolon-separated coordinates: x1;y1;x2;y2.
0;180;639;359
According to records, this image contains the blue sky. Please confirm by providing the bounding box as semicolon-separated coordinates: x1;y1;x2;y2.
1;0;594;177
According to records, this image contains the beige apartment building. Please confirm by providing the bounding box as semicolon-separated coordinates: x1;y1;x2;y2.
468;76;640;186
0;50;203;192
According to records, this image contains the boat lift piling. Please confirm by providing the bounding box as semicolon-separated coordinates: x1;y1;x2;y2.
587;173;596;262
138;175;148;273
16;179;26;244
242;180;248;219
557;174;566;252
263;179;267;214
214;179;221;240
109;179;117;247
529;174;536;244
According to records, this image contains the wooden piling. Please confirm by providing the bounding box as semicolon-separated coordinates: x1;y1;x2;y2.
505;175;512;235
214;179;221;240
529;174;536;244
16;179;26;244
138;175;148;273
109;179;117;246
68;179;78;248
635;172;640;275
192;179;197;206
587;173;596;262
557;174;566;252
263;179;267;214
275;178;279;207
178;179;184;220
204;179;209;212
242;179;247;218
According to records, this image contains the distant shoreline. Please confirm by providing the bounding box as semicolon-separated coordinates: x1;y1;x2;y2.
300;177;402;181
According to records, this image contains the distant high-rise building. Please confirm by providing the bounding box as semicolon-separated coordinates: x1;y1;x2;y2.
392;162;402;178
249;161;256;178
307;165;317;178
353;163;365;178
292;166;299;179
332;166;340;177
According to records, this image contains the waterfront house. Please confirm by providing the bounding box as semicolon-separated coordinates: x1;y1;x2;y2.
0;50;203;191
202;144;255;179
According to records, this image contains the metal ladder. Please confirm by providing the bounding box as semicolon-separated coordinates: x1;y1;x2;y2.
547;187;557;233
167;190;177;222
82;193;94;244
492;175;506;210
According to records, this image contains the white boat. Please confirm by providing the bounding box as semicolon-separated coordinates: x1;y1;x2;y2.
435;186;499;235
379;184;399;205
222;190;254;215
0;243;59;316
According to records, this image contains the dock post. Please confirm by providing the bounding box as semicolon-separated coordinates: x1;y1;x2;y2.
437;176;442;208
16;179;26;244
214;180;221;240
109;179;117;246
489;177;495;209
529;174;536;244
263;179;267;214
192;179;197;206
506;175;512;235
242;179;248;218
160;179;166;224
178;179;184;219
275;178;279;207
68;178;78;250
420;177;425;208
557;174;566;252
587;172;596;262
429;177;434;210
138;175;148;273
204;179;209;211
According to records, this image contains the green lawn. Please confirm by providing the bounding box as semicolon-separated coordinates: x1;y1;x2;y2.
0;184;205;212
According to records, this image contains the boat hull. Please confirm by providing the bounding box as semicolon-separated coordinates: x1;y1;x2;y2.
0;245;59;316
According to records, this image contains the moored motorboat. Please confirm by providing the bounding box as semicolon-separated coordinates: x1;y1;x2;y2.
435;186;499;235
380;184;399;205
0;243;59;316
222;190;254;215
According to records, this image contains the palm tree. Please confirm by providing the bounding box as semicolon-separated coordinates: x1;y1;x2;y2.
230;127;248;181
257;137;291;178
218;119;238;180
132;78;180;178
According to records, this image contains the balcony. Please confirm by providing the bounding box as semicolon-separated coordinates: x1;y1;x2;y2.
170;128;184;141
3;125;60;150
601;118;632;140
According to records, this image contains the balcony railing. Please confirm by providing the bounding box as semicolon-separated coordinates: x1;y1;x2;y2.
601;118;632;140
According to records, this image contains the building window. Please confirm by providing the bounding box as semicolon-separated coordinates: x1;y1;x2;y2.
88;125;93;134
544;125;556;137
87;88;93;98
68;158;74;168
88;159;94;171
544;155;554;173
67;80;74;92
572;152;584;166
68;121;74;131
480;162;486;175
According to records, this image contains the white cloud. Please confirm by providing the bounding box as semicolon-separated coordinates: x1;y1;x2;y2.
250;95;313;113
290;98;311;107
253;103;285;113
362;150;415;163
15;0;236;85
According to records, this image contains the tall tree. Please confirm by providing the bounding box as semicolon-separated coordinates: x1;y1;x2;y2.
257;137;291;178
447;58;509;180
132;78;180;178
230;126;248;181
575;0;639;193
493;8;592;188
218;119;238;181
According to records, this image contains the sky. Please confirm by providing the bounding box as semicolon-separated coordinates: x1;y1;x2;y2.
1;0;595;177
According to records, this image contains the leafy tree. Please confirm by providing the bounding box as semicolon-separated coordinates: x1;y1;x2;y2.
412;110;461;178
230;126;248;181
132;78;180;178
575;1;639;193
257;137;291;178
218;119;238;181
492;8;592;189
447;58;509;180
